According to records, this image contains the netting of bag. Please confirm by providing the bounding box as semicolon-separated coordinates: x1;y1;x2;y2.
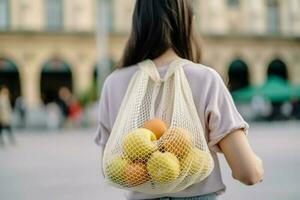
102;58;214;194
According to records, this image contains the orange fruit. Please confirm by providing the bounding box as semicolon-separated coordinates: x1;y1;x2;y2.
142;118;167;139
159;127;193;159
124;162;149;187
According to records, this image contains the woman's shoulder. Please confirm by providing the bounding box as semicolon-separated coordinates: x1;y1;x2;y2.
183;61;222;83
101;64;139;91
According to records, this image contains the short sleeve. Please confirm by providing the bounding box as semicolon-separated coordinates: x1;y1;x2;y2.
94;78;111;147
205;69;249;153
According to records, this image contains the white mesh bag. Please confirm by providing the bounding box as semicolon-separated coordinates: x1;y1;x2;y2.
102;58;214;194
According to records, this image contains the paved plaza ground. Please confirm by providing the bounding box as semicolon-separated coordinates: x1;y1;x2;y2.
0;122;299;200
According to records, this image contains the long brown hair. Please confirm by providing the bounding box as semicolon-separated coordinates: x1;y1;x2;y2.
118;0;202;68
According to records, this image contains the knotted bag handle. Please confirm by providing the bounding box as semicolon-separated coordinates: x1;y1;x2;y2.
138;58;190;83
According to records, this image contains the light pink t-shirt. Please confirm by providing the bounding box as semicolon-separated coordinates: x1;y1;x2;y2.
95;61;249;200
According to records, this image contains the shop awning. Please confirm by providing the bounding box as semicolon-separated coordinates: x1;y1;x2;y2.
232;76;300;103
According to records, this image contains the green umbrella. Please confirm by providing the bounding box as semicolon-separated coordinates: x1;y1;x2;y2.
231;76;300;103
231;86;258;102
257;76;292;102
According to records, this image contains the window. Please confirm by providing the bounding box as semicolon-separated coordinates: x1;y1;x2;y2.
46;0;63;31
267;0;280;34
227;0;239;8
0;0;9;30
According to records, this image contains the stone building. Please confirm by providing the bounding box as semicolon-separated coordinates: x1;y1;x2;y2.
0;0;299;112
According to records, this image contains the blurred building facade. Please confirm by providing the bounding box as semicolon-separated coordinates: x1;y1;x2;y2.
0;0;300;111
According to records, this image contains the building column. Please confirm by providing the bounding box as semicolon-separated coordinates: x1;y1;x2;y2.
289;59;300;85
249;59;266;86
19;60;41;109
73;62;94;96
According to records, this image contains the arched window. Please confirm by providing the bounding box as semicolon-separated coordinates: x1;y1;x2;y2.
267;59;288;81
228;59;250;92
0;58;21;105
40;59;72;104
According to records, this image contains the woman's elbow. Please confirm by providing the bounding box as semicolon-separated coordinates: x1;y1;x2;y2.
234;171;263;185
233;160;264;185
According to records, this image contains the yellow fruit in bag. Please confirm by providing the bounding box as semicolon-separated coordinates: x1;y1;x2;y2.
200;153;214;178
147;151;180;184
122;128;158;161
181;148;208;176
105;156;129;185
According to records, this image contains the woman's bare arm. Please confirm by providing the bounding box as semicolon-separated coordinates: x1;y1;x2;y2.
219;130;264;185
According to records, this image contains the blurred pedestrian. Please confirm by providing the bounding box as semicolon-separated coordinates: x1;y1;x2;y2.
251;96;272;120
281;101;293;120
268;102;283;121
291;99;300;119
15;96;27;128
56;87;72;127
0;86;16;146
46;102;61;130
68;96;82;127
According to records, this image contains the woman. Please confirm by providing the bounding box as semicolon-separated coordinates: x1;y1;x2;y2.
95;0;264;199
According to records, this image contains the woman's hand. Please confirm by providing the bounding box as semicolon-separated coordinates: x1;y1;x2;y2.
255;155;264;182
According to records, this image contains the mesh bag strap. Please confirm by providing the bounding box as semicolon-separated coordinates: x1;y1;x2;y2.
138;58;190;83
138;58;191;119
